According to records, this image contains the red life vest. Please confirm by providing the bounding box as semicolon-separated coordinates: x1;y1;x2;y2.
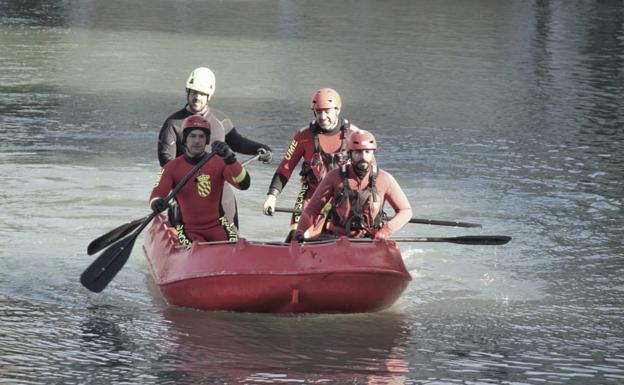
300;120;351;189
330;164;385;238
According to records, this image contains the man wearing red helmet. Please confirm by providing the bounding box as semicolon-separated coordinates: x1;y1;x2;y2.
293;130;412;241
158;67;272;229
150;115;251;246
262;88;361;241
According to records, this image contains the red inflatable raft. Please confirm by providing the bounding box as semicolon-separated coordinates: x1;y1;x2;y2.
142;214;412;314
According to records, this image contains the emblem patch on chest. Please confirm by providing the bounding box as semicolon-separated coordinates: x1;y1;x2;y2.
196;174;211;197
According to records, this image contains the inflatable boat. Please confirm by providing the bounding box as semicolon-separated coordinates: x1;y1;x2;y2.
142;214;411;313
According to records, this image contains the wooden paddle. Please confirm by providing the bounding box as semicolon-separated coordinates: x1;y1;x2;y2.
80;151;217;292
274;207;482;228
86;153;262;256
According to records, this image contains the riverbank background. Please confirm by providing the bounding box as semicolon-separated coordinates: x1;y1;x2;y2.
1;1;622;383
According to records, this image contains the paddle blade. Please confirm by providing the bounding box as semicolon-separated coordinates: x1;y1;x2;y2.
80;235;137;292
390;235;512;245
87;217;146;255
446;235;511;245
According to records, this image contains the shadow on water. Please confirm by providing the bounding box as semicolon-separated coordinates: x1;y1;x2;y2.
79;305;137;364
0;297;140;383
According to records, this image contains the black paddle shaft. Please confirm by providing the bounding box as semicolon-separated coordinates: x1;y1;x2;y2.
390;235;511;245
274;207;482;228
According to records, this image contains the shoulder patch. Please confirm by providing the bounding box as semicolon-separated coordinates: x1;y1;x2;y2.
284;139;298;160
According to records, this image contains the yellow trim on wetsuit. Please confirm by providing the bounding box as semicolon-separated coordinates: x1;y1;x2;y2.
232;168;247;184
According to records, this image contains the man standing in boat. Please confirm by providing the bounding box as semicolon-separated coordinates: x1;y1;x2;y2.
158;66;272;229
150;115;250;246
293;130;412;241
261;88;361;241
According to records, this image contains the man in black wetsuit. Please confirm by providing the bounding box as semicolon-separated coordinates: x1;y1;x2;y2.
158;66;272;229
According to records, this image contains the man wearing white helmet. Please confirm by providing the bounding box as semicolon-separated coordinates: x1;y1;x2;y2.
158;67;272;229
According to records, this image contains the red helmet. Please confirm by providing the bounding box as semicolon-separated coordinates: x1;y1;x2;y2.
182;115;211;142
347;130;377;151
310;88;342;110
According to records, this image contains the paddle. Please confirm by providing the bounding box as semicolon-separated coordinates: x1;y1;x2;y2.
86;153;262;256
80;151;217;292
381;235;511;245
294;235;510;245
87;216;148;256
274;207;482;228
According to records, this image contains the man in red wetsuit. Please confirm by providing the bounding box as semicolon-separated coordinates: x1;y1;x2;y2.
294;130;412;241
158;67;271;229
262;88;361;241
150;115;251;247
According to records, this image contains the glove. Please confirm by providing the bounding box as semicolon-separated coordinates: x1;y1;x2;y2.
374;225;391;240
262;194;277;215
150;198;169;213
257;148;273;164
212;140;236;165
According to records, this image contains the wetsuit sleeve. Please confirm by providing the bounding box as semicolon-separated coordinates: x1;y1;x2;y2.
381;172;412;234
294;172;337;238
149;166;174;204
223;160;251;191
157;120;177;167
267;130;305;195
267;173;289;196
225;128;272;155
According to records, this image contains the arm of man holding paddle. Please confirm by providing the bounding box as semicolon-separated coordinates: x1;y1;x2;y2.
371;170;412;240
80;150;218;293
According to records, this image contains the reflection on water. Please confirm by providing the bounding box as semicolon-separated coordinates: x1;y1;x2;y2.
1;0;623;384
155;308;411;384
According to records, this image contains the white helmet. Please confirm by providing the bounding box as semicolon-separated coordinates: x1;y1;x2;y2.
186;67;216;99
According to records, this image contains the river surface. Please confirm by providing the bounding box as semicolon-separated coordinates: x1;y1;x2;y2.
1;0;623;384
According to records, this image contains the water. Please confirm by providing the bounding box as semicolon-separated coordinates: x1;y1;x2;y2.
1;0;623;383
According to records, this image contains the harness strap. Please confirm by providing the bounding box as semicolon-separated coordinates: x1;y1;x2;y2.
332;165;384;237
312;119;349;162
303;120;350;187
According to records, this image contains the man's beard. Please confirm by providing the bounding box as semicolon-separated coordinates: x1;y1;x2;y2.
354;160;369;177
